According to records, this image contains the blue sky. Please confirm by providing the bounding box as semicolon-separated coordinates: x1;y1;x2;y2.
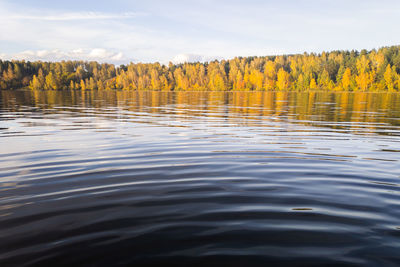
0;0;399;64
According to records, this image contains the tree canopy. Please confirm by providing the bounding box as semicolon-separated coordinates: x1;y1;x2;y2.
1;45;400;91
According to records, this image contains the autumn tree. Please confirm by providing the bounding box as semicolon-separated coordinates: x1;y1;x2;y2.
45;72;58;90
384;64;395;91
2;45;400;91
341;68;352;90
276;68;290;90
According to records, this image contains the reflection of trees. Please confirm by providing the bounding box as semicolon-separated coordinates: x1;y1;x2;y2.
1;90;400;134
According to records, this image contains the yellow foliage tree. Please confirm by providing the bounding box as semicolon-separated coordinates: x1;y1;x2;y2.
384;64;394;91
341;68;352;90
277;68;290;90
309;78;317;90
356;71;375;91
29;75;41;90
80;79;86;90
45;72;58;90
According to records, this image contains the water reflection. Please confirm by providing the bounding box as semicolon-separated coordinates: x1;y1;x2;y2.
0;90;400;266
2;91;400;135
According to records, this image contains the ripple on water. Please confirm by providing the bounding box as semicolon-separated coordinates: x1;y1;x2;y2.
0;91;400;266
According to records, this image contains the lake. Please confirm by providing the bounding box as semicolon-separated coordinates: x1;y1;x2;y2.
1;90;400;266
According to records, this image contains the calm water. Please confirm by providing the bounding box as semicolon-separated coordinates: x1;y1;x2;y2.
1;90;400;266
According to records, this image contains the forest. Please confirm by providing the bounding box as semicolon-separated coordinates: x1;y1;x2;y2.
1;45;400;91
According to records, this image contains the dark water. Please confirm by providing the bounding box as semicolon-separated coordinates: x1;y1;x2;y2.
1;90;400;266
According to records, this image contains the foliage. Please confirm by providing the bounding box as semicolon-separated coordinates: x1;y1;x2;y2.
1;45;400;91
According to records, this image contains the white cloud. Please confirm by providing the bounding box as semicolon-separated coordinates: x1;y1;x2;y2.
1;1;399;64
111;52;124;61
0;49;130;64
4;11;144;21
0;1;292;64
173;54;203;64
172;54;222;64
88;48;113;59
87;49;125;61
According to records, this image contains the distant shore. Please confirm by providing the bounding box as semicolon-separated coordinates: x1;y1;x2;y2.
1;45;400;92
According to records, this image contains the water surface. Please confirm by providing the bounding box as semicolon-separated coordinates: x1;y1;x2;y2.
1;91;400;266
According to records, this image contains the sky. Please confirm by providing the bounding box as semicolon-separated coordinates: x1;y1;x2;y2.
0;0;399;65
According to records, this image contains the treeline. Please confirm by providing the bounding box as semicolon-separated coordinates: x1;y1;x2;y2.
1;45;400;91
